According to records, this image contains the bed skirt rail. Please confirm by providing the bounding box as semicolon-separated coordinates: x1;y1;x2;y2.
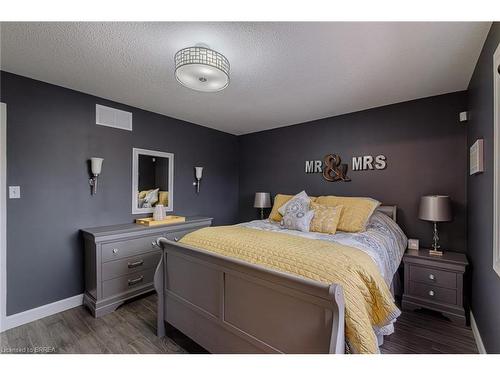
154;237;345;354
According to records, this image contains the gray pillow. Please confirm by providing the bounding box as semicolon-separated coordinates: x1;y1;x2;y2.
280;208;315;232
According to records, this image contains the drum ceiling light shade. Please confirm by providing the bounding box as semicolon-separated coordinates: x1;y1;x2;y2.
174;46;230;92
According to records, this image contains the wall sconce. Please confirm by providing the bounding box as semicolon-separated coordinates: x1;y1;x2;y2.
89;157;104;195
193;166;203;193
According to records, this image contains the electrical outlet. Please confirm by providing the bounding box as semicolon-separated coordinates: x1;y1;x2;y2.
9;186;21;199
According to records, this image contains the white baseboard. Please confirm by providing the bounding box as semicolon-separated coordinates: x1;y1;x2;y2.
470;311;487;354
0;294;83;333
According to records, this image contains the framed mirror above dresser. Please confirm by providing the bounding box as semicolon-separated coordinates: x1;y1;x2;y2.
132;148;174;214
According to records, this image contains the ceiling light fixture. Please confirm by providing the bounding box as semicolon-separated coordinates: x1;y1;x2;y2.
174;46;230;92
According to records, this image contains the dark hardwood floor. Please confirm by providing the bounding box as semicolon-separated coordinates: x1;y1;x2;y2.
380;308;478;354
0;293;478;354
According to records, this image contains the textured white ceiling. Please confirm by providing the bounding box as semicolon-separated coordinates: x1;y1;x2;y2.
0;22;491;135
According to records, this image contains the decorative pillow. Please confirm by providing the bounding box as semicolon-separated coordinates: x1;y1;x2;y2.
280;208;315;232
138;190;150;199
142;188;159;208
278;190;311;216
138;198;145;208
315;196;380;232
269;194;293;222
309;203;344;235
158;191;169;206
269;193;317;222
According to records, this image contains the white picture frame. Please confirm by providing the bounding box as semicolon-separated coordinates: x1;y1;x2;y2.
408;239;419;250
470;139;484;175
132;148;174;215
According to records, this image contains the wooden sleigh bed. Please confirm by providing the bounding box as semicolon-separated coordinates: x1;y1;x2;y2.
153;205;398;354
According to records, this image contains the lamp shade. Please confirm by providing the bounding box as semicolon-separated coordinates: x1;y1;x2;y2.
195;167;203;179
418;195;452;222
254;192;271;208
90;157;104;175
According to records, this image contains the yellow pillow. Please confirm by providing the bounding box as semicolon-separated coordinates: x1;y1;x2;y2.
158;191;169;206
315;196;380;232
138;190;152;199
268;194;317;222
310;203;343;235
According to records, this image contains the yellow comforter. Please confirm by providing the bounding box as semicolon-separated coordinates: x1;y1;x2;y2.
179;226;400;354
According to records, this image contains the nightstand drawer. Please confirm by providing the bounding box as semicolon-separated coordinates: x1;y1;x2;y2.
409;265;457;289
408;281;457;305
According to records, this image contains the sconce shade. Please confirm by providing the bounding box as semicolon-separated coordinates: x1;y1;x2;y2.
418;195;452;222
254;192;271;208
195;167;203;179
90;157;104;175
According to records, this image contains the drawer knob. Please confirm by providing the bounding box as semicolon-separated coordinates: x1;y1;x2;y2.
428;290;435;297
112;248;119;254
428;274;435;280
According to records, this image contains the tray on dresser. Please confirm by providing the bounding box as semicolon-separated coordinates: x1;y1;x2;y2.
135;215;186;226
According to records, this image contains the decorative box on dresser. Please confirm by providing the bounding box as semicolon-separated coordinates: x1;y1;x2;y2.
81;216;213;317
402;249;469;325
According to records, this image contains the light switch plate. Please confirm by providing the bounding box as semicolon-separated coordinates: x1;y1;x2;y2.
9;186;21;199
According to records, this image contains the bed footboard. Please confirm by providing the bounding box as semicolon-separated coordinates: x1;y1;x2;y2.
153;237;345;354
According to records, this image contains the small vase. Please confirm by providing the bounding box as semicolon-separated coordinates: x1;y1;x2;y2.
153;205;165;221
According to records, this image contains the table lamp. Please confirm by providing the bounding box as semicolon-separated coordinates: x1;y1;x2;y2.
418;195;452;256
254;192;271;220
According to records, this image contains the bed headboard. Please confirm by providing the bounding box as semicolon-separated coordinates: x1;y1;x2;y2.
377;205;397;222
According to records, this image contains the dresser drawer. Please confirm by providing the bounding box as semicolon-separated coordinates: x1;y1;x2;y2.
164;227;203;242
102;268;155;298
101;251;161;281
408;281;457;306
409;265;457;289
102;235;160;262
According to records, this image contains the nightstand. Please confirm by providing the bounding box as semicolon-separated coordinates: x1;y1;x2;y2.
402;249;468;325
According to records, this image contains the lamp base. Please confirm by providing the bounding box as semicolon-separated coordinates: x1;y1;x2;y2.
428;249;443;256
428;221;443;256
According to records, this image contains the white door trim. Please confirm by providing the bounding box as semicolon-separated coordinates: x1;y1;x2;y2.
0;102;7;332
493;42;500;278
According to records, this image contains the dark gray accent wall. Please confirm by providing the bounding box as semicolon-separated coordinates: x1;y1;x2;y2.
239;92;468;253
467;22;500;353
1;71;239;315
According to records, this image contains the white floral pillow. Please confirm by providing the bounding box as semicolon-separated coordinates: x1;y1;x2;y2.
278;190;311;216
281;208;315;232
142;188;159;208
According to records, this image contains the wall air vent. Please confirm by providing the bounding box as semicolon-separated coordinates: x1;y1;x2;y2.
96;104;132;131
